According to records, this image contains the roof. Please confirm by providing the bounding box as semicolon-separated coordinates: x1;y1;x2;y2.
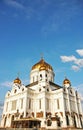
49;81;62;89
26;81;38;88
31;58;53;71
63;77;71;85
13;77;21;84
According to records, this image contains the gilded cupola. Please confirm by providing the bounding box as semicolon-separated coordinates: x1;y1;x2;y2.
31;58;53;71
63;77;71;87
14;77;21;84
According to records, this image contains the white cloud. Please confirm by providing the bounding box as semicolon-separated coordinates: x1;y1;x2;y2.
0;81;12;88
76;49;83;57
4;0;24;10
60;50;83;71
71;65;80;71
74;59;83;67
60;55;76;62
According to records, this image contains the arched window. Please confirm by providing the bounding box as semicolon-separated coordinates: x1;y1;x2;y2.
14;89;17;93
57;120;61;127
39;88;41;92
4;117;7;127
66;115;69;126
40;74;42;77
47;119;52;126
47;98;49;109
11;115;14;127
29;99;31;109
80;117;83;128
47;88;49;92
74;116;77;127
57;99;60;109
21;98;23;109
22;88;24;91
20;115;23;119
40;74;42;81
39;99;41;109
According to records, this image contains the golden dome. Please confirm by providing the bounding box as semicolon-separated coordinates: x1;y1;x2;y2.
14;77;21;84
31;58;53;71
63;78;71;85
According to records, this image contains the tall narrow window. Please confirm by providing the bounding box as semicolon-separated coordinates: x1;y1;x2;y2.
29;99;31;109
66;115;69;126
4;117;7;127
40;74;42;78
47;98;49;109
40;74;42;80
47;119;52;126
11;115;14;127
6;102;8;112
12;100;17;110
21;98;23;109
33;77;34;82
57;99;60;109
74;116;77;127
80;117;82;127
39;99;41;109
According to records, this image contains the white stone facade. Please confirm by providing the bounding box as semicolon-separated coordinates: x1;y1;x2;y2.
1;58;83;129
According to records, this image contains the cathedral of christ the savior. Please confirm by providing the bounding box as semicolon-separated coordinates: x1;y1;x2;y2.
1;58;83;129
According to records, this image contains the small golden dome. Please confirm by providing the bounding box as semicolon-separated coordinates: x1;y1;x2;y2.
14;77;21;84
63;78;71;85
31;58;53;71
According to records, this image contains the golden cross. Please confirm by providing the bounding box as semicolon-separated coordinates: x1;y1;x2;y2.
41;53;44;59
17;72;20;78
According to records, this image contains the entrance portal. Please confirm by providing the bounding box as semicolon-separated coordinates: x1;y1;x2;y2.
12;118;41;128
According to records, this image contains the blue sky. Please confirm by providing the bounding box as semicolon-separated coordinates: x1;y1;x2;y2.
0;0;83;120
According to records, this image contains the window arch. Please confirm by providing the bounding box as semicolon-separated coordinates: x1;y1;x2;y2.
80;117;83;128
40;74;42;77
66;115;69;126
57;99;60;109
11;115;14;127
4;116;7;127
47;119;52;126
74;116;77;127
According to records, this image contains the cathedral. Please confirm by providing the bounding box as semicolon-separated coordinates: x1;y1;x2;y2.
1;58;83;129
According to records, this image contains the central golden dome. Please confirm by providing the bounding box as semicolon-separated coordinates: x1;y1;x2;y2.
31;58;53;71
